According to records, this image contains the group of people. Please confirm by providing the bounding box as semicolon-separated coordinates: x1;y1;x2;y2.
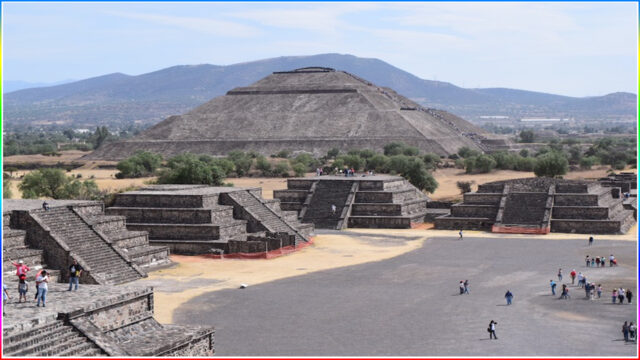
622;322;637;342
458;280;469;295
585;254;617;268
2;258;84;312
612;288;633;304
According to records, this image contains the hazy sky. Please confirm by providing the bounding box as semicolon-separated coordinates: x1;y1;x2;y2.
3;2;637;97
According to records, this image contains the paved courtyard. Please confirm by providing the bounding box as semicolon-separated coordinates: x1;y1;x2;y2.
173;235;637;356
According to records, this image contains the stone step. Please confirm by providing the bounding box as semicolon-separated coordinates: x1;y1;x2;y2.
3;248;45;272
128;221;247;240
5;324;75;356
3;320;65;348
53;338;101;357
2;229;28;251
434;216;494;230
36;334;95;357
106;206;234;224
102;230;149;249
86;215;127;233
150;239;229;255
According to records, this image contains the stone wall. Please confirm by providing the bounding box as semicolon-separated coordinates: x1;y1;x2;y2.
550;219;623;234
554;194;599;206
114;194;213;208
450;204;499;218
552;206;609;220
462;193;502;204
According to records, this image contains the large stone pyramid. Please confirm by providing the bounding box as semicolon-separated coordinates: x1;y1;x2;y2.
88;67;503;160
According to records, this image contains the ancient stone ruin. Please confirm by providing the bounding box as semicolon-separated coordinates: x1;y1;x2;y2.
2;200;213;356
87;67;508;160
435;178;636;234
106;185;313;255
273;175;431;229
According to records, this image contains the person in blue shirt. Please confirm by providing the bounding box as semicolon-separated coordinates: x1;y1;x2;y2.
550;280;557;295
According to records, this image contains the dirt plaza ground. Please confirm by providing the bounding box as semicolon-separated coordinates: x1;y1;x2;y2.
141;228;637;357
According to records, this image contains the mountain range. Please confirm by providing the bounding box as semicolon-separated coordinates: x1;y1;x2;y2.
3;54;636;130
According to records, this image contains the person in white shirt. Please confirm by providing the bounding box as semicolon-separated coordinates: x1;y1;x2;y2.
36;270;49;307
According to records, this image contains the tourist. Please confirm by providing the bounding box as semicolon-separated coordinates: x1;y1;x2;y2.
600;256;605;267
2;283;10;315
626;289;633;304
488;320;498;340
629;322;636;341
36;270;49;307
584;282;591;299
589;283;595;300
588;236;594;246
68;259;83;291
577;272;584;288
331;204;337;215
618;288;625;304
42;201;49;211
464;280;469;294
557;268;563;282
459;281;465;295
560;284;569;299
597;284;602;298
585;255;590;267
9;259;30;279
623;322;630;342
459;230;463;240
18;274;28;303
613;289;618;304
34;268;43;300
504;290;514;305
590;258;595;267
595;257;600;267
570;269;576;284
550;280;557;295
609;254;615;267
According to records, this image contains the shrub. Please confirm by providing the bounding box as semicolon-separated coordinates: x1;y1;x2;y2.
158;153;225;185
423;153;441;170
275;150;291;158
383;142;406;156
491;151;517;170
336;154;365;171
534;152;568;178
255;156;272;176
386;155;412;174
19;168;102;199
326;148;340;159
402;146;420;156
579;156;598;170
519;149;529;158
227;151;252;176
456;181;474;194
515;156;537;172
404;159;438;193
457;146;480;159
465;155;496;174
3;178;12;199
292;153;321;171
115;151;162;178
366;154;390;172
273;162;290;177
519;130;535;143
292;163;307;177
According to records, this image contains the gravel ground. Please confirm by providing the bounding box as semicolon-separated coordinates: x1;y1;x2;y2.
174;236;637;357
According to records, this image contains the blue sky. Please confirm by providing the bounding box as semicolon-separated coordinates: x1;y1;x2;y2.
2;2;637;97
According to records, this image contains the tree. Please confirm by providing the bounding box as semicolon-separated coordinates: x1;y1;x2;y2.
568;145;583;165
273;162;290;177
386;155;411;174
465;155;496;174
255;156;272;176
91;126;110;149
422;153;441;170
519;130;535;143
579;156;598;170
292;163;307;177
515;156;537;171
336;154;365;171
116;151;162;178
19;168;101;199
519;149;529;158
534;152;568;178
227;151;252;176
158;153;225;185
326;148;340;159
404;159;438;193
3;176;13;199
366;154;390;172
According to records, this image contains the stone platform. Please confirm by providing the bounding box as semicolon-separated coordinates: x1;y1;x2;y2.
274;175;431;229
2;283;213;356
435;178;636;234
107;185;313;255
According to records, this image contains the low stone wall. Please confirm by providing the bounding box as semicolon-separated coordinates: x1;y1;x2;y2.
107;207;232;224
348;216;412;228
114;194;213;208
351;203;402;216
227;240;267;253
150;240;227;255
279;202;303;212
554;194;599;206
427;201;454;209
287;179;315;190
273;190;308;203
355;191;393;203
450;204;498;218
552;206;609;220
72;203;105;217
127;223;223;240
462;193;502;205
90;216;127;233
550;219;622;234
556;183;590;194
434;216;493;230
477;184;503;193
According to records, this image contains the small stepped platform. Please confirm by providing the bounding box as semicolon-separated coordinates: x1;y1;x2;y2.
275;175;429;229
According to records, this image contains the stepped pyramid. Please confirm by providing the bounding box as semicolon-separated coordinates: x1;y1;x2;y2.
87;67;505;160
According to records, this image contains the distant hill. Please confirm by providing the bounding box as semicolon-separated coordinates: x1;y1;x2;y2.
4;54;636;130
3;79;75;93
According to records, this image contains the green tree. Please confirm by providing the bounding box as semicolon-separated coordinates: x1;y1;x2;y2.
326;148;340;159
422;153;441;170
366;154;390;172
115;151;162;178
465;155;496;174
456;180;474;194
91;126;111;149
19;168;101;199
534;152;568;178
292;163;307;177
255;156;272;176
457;146;480;159
3;177;13;199
515;156;537;171
579;156;598;170
386;155;411;174
519;149;529;158
383;142;405;156
336;154;365;171
404;159;438;193
158;153;225;185
519;130;535;143
227;151;252;176
273;162;291;177
490;151;517;170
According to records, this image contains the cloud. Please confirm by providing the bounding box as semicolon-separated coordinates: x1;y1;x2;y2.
106;11;261;38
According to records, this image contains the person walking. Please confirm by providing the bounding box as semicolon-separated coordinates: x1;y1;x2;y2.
2;283;10;316
488;320;498;340
613;289;618;304
68;260;83;291
600;256;606;267
17;275;28;303
463;280;470;294
626;289;633;304
331;204;337;215
570;269;577;285
459;230;463;240
36;270;49;307
629;322;636;342
609;254;615;267
585;255;590;267
505;290;514;305
557;268;563;282
577;272;584;288
584;282;591;299
459;281;465;295
597;284;602;298
589;283;595;300
588;236;594;246
618;288;625;304
591;258;595;267
560;284;568;299
623;322;630;342
595;257;600;267
550;280;557;296
34;268;43;300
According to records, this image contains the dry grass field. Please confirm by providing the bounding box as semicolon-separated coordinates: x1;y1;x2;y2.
3;151;632;201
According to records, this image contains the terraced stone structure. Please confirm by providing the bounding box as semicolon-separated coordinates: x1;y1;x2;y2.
87;67;508;160
273;175;430;229
599;172;637;194
435;178;636;234
106;185;313;255
2;284;214;357
3;200;170;286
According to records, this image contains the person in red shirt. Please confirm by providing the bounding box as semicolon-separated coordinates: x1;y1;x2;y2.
570;269;577;285
9;259;30;278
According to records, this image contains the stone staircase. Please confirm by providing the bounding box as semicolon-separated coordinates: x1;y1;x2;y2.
31;207;143;285
302;180;355;229
224;191;309;244
2;320;105;357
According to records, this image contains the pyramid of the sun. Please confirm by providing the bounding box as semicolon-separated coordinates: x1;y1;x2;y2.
87;67;505;160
